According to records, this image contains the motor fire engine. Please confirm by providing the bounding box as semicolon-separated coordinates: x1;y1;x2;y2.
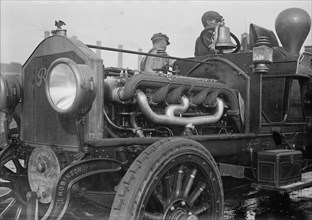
0;7;311;220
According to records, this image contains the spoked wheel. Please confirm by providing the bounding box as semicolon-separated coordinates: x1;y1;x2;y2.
0;142;38;219
110;138;224;220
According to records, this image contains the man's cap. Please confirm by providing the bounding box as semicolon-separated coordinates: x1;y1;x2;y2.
201;11;223;27
151;33;170;45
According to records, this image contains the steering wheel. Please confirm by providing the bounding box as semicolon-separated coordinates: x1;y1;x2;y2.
200;28;241;54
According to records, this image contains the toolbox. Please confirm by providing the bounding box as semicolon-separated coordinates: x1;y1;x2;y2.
257;149;302;187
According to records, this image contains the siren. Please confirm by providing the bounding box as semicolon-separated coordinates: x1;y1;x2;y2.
275;8;311;55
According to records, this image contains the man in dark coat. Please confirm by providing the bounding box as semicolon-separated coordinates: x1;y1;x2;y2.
194;11;223;57
140;33;171;73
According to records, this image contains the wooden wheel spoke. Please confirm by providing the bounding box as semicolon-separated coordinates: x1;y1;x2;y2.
182;169;197;198
191;203;210;216
0;149;15;165
143;211;164;220
161;175;172;203
1;166;16;182
14;204;23;220
2;165;16;175
0;181;12;189
0;198;17;218
12;158;24;174
188;182;207;207
0;190;13;203
173;165;184;198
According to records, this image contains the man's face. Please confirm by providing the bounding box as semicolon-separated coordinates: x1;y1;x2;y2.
206;18;222;30
154;39;168;50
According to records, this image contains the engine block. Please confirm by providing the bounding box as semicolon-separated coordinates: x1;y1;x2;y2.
103;71;244;138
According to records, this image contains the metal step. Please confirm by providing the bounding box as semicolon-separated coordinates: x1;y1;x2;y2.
252;171;312;193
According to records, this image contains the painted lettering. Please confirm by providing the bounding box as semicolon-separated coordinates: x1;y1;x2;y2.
58;191;63;197
36;67;48;87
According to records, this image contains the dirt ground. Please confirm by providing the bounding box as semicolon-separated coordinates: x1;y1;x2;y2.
223;177;312;220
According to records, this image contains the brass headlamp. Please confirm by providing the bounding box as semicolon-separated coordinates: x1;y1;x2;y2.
45;58;97;115
0;73;21;113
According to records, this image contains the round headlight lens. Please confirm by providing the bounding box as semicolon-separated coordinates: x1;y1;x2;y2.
48;63;77;111
46;58;97;115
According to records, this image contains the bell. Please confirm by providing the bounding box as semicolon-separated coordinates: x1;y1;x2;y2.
215;25;236;50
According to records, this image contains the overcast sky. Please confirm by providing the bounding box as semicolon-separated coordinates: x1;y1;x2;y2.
1;0;311;69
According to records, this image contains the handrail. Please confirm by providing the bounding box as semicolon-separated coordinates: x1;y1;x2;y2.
87;44;217;65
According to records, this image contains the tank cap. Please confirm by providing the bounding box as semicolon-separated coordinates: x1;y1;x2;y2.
51;20;67;36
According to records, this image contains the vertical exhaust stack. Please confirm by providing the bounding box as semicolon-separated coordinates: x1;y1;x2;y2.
118;45;123;68
137;48;143;70
96;41;102;58
275;8;311;55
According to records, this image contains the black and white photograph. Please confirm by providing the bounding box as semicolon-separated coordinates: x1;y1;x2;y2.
1;1;312;219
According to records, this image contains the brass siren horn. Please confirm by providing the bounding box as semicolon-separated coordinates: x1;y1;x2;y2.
215;23;236;50
275;8;311;55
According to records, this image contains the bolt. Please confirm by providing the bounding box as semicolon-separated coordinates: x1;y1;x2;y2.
36;162;46;173
181;201;186;206
42;191;48;198
170;206;175;211
26;191;38;201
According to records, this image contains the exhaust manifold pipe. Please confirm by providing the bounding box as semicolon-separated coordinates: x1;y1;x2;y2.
136;90;224;127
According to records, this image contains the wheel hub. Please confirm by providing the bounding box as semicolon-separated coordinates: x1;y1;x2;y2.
166;200;198;220
28;145;62;203
168;208;198;220
168;206;198;220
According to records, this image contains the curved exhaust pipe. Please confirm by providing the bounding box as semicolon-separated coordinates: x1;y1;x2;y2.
136;90;224;127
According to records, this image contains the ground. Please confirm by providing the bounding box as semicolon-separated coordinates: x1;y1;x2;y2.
223;177;312;219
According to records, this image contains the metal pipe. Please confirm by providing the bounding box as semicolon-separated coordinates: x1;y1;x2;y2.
165;96;189;117
136;90;224;127
112;73;231;103
103;109;154;134
109;73;242;132
130;113;144;137
87;44;216;65
183;56;250;133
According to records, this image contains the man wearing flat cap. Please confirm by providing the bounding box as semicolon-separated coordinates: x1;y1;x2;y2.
194;11;223;56
140;32;171;73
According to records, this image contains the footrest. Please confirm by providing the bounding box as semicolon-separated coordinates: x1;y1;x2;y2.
252;171;312;193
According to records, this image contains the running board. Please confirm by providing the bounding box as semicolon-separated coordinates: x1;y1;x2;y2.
252;171;312;193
